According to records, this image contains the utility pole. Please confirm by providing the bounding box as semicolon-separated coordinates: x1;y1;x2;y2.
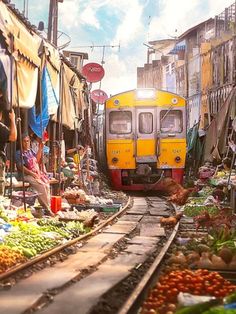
23;0;29;18
48;0;64;46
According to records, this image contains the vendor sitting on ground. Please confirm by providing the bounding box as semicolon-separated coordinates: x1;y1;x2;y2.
15;133;53;216
66;145;85;160
222;157;232;171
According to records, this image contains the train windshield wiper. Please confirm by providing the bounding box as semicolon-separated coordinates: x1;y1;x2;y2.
160;105;173;123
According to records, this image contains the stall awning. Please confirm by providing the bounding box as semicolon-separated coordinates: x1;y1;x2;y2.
0;52;11;109
169;41;186;55
0;2;41;67
51;62;76;129
43;40;60;72
16;57;38;108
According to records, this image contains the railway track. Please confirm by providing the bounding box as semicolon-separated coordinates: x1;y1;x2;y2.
0;197;132;283
1;195;235;314
0;195;180;314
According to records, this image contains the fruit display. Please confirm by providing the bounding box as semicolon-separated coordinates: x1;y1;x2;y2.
0;245;26;273
141;269;236;314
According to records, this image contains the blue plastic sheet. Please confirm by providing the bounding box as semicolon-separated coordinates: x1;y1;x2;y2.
28;67;59;138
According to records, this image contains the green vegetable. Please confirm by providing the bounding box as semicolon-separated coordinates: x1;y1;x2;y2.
225;291;236;304
175;299;222;314
184;205;219;217
202;307;236;314
22;248;37;258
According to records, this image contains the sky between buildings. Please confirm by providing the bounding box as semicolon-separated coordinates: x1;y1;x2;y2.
12;0;234;96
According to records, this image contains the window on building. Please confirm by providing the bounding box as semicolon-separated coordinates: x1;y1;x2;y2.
70;56;79;67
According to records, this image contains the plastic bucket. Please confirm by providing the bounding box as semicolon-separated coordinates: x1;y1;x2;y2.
51;196;62;213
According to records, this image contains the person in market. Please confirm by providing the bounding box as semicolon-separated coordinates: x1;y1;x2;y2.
0;96;17;195
66;144;86;161
222;157;232;172
15;133;54;216
29;129;50;172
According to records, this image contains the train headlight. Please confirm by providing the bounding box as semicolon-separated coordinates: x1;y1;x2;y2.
175;156;181;163
112;157;119;164
136;88;155;99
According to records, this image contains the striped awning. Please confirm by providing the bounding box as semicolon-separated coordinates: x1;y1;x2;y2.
169;41;186;55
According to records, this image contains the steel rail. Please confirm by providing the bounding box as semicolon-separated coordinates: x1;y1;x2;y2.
118;220;180;314
0;196;131;281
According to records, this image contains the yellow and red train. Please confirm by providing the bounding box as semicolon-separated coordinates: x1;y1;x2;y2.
105;88;187;190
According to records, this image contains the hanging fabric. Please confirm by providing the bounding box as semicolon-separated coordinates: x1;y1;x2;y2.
0;51;11;110
0;2;41;67
28;67;52;137
16;57;38;108
28;67;59;138
51;62;76;129
45;66;59;115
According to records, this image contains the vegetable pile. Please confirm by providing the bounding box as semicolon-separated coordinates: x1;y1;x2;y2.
0;218;91;273
0;245;26;273
141;269;236;314
184;205;218;217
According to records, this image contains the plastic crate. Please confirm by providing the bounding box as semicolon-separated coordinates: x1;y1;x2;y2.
100;204;121;212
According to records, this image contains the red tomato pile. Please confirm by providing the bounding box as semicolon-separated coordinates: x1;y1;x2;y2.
141;269;236;314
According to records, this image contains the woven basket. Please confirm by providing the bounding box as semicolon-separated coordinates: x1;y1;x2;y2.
12;191;38;206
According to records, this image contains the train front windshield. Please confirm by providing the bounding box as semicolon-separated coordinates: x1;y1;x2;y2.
160;110;183;133
109;111;132;134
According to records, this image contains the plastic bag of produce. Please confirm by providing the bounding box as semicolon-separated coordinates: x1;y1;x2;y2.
178;292;216;306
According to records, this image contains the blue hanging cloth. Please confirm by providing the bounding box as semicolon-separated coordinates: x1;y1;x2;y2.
28;67;49;138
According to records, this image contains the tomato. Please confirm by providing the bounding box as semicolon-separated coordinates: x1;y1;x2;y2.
206;286;214;294
184;275;192;282
200;269;210;275
178;284;188;292
171;288;178;295
175;275;183;281
142;302;150;309
213;291;221;298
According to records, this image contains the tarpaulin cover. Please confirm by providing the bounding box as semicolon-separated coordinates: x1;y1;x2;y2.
203;87;235;162
16;57;38;108
186;122;204;175
51;63;76;129
45;66;59;115
187;123;199;153
0;53;10;110
0;2;41;67
43;41;60;72
28;67;51;138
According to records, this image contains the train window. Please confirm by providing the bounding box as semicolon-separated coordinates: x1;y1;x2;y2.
109;111;132;134
160;110;183;133
139;112;153;134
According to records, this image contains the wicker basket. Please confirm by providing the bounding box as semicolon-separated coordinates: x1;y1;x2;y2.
12;191;38;206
